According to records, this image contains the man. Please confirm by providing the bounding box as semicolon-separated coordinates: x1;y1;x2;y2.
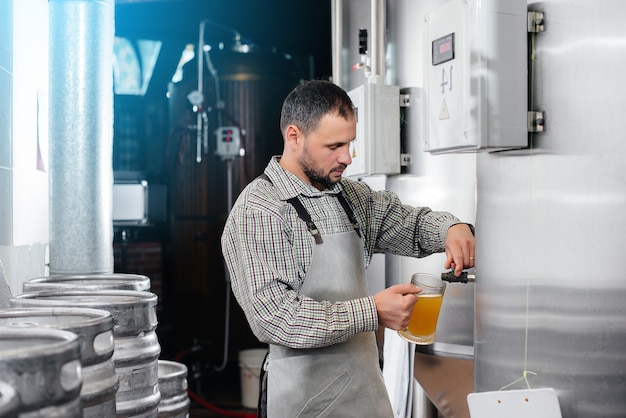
221;80;475;417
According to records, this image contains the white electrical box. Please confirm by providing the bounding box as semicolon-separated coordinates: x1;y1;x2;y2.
423;0;527;153
113;181;148;225
344;82;401;178
215;126;242;159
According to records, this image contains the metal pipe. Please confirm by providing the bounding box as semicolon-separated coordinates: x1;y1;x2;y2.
214;159;234;372
204;48;223;127
0;259;10;309
196;21;206;163
48;0;114;274
370;0;386;78
331;0;343;86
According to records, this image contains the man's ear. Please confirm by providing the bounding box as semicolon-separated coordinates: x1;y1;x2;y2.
284;125;302;148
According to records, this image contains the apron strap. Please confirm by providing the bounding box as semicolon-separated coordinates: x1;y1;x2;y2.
285;197;324;244
335;193;362;238
256;173;323;244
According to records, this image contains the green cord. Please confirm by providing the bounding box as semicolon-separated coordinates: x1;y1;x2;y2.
498;27;538;393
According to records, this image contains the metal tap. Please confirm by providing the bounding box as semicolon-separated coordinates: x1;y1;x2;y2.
441;270;476;283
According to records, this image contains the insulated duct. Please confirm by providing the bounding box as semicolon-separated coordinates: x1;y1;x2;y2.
48;0;115;274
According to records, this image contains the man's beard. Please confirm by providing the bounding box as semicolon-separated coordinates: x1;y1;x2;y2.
299;143;343;188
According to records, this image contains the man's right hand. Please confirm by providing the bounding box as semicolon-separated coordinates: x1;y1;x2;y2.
373;283;421;330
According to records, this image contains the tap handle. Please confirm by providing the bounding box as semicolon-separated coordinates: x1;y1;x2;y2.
441;271;476;283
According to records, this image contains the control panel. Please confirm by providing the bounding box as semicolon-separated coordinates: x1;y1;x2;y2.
215;126;242;159
423;0;527;153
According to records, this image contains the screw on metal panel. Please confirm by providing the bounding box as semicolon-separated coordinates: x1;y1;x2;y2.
400;94;411;107
528;111;545;133
400;153;411;167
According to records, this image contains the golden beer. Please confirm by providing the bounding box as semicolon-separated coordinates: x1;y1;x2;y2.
407;294;444;337
398;273;446;345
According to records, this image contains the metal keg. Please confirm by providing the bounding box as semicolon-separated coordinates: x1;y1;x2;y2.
0;381;19;418
12;290;161;417
157;360;190;418
0;307;118;417
23;273;151;292
0;326;82;417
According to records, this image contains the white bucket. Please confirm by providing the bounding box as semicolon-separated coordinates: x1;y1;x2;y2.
238;349;267;409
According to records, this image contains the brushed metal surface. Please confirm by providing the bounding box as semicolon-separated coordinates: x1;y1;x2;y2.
414;344;473;418
474;1;626;416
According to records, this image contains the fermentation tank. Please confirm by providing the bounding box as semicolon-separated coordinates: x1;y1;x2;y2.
166;39;309;359
474;2;626;416
167;43;304;196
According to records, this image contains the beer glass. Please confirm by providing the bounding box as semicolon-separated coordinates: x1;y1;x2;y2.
397;273;446;345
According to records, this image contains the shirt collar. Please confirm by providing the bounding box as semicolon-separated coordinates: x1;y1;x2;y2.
264;156;343;201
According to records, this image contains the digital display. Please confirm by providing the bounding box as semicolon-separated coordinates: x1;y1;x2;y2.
432;33;455;65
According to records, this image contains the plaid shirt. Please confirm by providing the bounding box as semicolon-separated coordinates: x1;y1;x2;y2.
221;156;460;349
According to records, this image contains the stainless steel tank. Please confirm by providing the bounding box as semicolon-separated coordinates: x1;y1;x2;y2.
166;40;309;357
167;43;303;196
473;2;626;416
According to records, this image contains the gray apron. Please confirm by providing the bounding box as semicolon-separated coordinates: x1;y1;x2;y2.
267;212;394;417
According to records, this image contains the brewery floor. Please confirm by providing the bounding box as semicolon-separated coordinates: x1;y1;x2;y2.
188;388;257;417
183;363;258;418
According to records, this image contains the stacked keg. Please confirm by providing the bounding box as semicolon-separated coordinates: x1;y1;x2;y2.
4;273;190;418
22;274;151;293
157;360;190;418
12;290;160;416
0;381;19;418
0;308;117;417
0;326;83;417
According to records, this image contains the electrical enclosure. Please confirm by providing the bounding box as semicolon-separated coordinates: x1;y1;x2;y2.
423;0;528;153
113;181;148;225
215;126;241;158
344;82;401;178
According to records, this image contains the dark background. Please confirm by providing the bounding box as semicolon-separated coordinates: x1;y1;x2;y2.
115;0;332;98
112;0;332;410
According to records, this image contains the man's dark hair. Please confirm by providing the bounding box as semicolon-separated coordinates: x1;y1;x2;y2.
280;80;355;136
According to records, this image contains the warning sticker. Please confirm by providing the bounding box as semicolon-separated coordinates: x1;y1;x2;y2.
439;99;450;120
